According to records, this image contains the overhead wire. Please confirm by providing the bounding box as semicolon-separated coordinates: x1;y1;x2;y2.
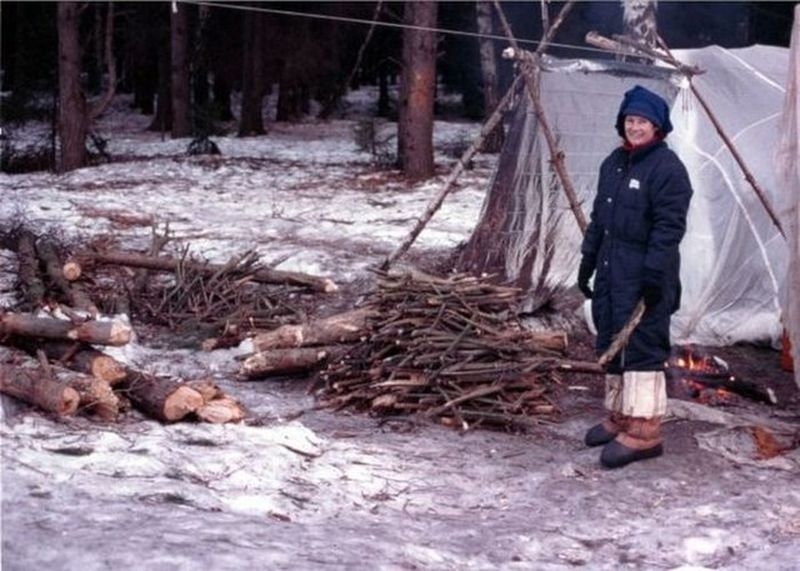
182;0;615;58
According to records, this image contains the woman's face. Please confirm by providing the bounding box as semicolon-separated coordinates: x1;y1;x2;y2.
624;115;658;146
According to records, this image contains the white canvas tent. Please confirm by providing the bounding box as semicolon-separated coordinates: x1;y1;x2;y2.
460;43;790;347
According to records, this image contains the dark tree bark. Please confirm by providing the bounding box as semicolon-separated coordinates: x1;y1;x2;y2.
476;1;504;152
239;9;265;136
212;76;234;122
397;1;437;180
57;2;88;172
171;2;191;137
148;19;172;132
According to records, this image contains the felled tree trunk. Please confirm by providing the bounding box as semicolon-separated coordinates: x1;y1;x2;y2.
251;308;373;352
36;239;98;315
0;348;80;415
186;378;246;424
10;339;127;385
16;230;46;308
119;371;204;422
239;347;336;379
93;250;338;293
0;312;132;346
58;368;120;420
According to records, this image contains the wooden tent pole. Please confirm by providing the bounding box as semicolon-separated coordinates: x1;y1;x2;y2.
653;36;786;240
493;1;588;234
380;73;523;269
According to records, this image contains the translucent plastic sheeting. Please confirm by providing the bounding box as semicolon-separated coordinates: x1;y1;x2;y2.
470;45;788;345
776;6;800;388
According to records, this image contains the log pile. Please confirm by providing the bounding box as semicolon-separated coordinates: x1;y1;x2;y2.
0;227;259;424
312;270;569;431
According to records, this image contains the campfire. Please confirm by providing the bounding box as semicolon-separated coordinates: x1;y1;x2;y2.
666;345;776;405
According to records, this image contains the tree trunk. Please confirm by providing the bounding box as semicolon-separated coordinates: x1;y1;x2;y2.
240;347;337;379
16;230;46;309
10;339;128;385
148;20;172;132
36;238;98;316
57;2;88;172
0;347;80;416
92;250;338;293
397;1;437;180
171;2;192;137
476;1;504;152
212;75;234;121
0;312;133;346
251;308;374;352
239;9;265;135
119;371;204;422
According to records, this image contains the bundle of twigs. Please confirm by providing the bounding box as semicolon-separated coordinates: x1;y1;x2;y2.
133;248;301;334
314;269;568;431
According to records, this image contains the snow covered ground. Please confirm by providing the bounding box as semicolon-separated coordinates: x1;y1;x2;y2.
2;91;800;570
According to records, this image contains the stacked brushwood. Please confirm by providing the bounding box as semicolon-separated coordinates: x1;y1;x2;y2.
312;270;570;431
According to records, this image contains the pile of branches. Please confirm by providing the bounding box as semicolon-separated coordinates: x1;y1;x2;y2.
0;225;337;347
312;270;569;431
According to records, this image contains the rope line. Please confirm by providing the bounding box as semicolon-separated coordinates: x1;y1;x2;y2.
181;0;614;58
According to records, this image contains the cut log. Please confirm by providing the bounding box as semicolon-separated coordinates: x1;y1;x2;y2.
240;347;335;379
36;238;98;315
118;371;204;422
0;312;132;346
10;339;128;385
94;250;338;293
62;259;82;282
59;371;119;421
186;378;225;402
16;230;46;308
251;308;374;352
0;348;80;415
196;397;246;424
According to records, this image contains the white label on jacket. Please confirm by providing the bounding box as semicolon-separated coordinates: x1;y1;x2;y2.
629;178;640;190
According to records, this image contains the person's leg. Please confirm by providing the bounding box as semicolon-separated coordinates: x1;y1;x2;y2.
584;374;626;447
600;370;667;468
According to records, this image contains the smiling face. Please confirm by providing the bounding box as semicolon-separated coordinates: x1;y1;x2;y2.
624;115;658;146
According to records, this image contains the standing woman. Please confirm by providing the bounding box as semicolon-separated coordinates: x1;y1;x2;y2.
577;85;693;469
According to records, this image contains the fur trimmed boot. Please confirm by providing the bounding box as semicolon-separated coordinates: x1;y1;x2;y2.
600;370;667;469
584;374;625;447
600;416;663;468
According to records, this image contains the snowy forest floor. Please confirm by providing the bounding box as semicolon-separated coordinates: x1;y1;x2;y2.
1;92;800;570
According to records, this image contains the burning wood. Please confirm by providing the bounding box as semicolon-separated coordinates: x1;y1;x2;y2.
666;345;777;405
313;270;567;430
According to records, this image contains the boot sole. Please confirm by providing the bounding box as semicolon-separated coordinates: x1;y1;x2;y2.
600;441;663;469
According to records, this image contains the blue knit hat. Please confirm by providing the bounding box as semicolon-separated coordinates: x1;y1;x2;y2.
615;85;673;137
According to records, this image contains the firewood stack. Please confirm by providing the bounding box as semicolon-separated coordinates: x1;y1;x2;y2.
0;227;254;424
312;270;569;431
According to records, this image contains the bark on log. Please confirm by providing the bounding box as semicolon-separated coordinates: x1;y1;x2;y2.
251;308;373;352
16;231;46;308
36;239;98;315
0;312;132;346
10;339;128;385
240;347;336;379
94;250;338;293
118;371;204;422
0;348;80;415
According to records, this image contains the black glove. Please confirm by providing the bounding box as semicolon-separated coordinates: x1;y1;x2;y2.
641;269;663;310
577;256;595;299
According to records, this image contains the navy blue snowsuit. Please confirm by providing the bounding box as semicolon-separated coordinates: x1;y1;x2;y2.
581;141;693;373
